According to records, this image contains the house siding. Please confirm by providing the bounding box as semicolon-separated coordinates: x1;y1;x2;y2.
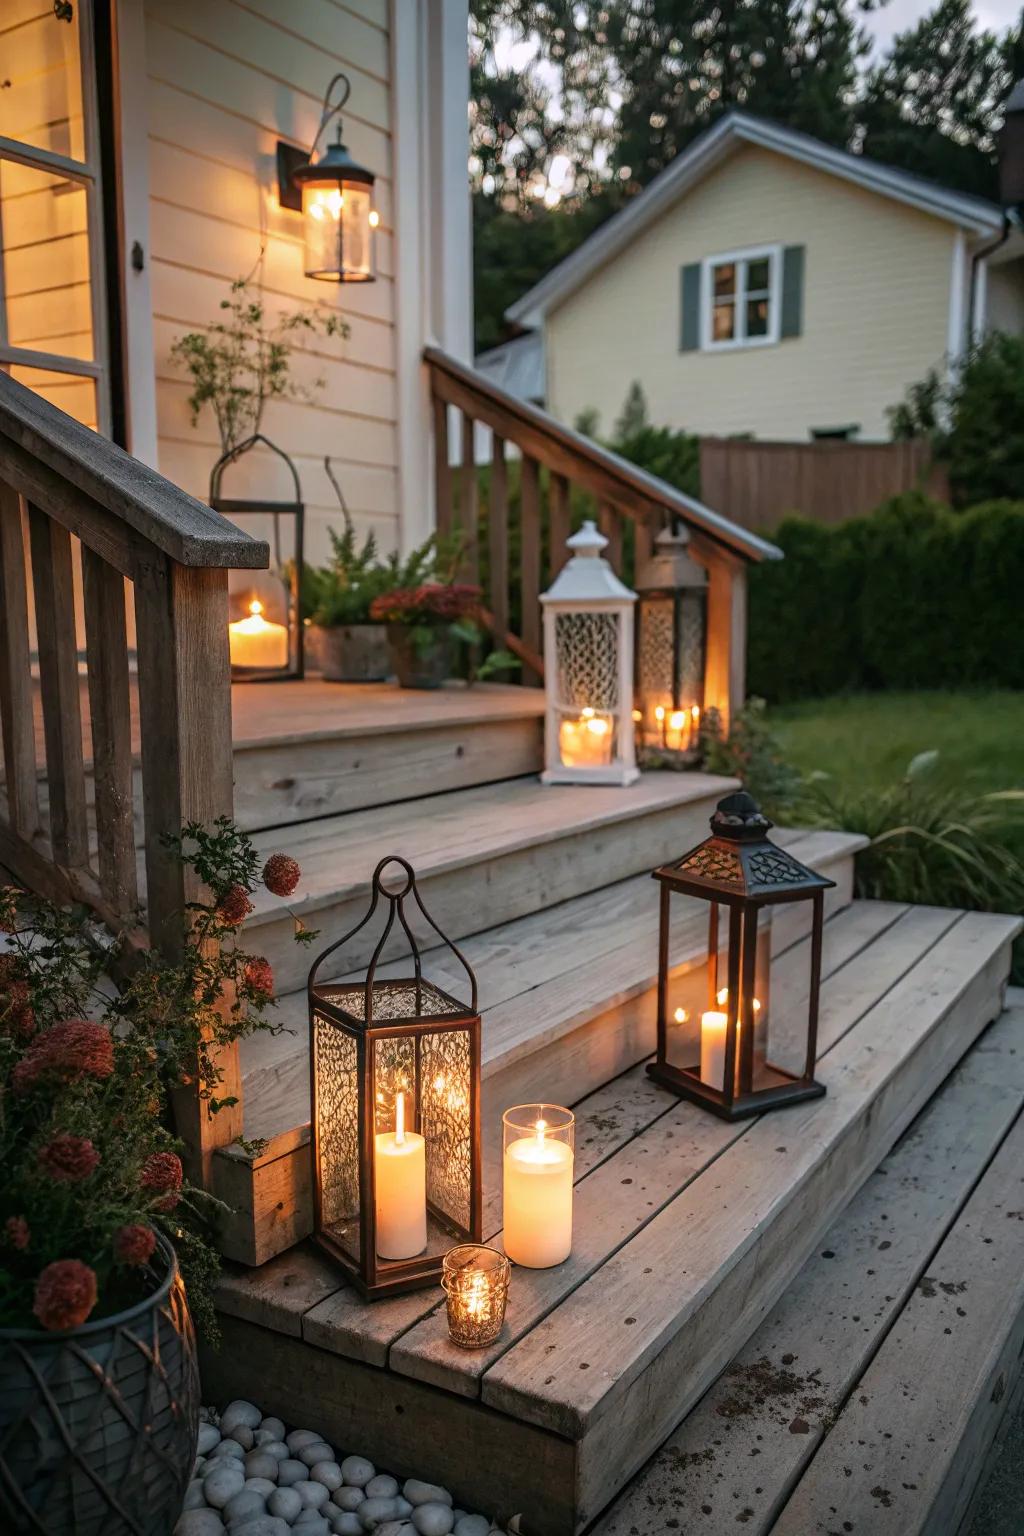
143;0;399;563
544;145;959;442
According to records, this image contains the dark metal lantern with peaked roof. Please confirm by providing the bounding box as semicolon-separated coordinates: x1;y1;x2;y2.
647;790;834;1120
308;857;482;1299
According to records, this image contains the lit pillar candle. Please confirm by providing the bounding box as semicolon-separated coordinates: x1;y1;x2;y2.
503;1115;574;1268
374;1091;426;1259
559;708;612;769
229;598;288;670
700;1009;730;1090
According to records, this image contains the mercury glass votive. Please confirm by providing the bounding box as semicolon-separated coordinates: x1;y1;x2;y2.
442;1244;510;1348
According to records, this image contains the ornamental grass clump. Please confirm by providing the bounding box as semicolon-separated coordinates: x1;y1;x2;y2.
0;820;312;1338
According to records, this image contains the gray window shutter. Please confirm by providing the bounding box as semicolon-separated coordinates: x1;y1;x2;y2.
780;245;805;339
680;263;701;351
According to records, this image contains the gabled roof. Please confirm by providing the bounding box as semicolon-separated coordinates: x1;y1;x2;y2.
507;112;1005;328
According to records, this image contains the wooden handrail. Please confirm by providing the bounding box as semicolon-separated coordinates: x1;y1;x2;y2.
425;346;782;566
0;371;267;569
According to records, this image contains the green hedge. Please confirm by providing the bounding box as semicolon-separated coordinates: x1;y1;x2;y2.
748;493;1024;702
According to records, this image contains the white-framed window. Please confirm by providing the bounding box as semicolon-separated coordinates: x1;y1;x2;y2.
0;0;110;433
701;245;781;351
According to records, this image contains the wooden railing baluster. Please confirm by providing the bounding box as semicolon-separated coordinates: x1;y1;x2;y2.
82;546;137;917
460;410;478;582
548;472;570;578
0;484;40;839
598;501;623;572
28;504;89;870
433;395;452;539
488;433;509;645
520;456;542;680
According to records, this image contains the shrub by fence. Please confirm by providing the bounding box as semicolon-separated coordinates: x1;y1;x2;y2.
748;493;1024;702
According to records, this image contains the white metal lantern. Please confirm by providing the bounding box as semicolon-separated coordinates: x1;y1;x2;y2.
541;520;639;786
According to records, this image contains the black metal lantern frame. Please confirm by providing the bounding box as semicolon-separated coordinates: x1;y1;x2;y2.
634;526;707;766
211;434;305;683
648;792;834;1121
278;72;378;284
308;856;482;1299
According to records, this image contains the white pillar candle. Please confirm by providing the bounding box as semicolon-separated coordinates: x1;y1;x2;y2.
503;1118;574;1268
558;709;612;769
374;1092;426;1260
700;1009;729;1090
229;599;289;670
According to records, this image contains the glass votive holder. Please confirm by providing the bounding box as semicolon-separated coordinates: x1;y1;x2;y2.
442;1244;510;1349
502;1103;575;1268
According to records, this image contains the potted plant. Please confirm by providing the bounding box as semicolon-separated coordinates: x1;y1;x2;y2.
0;824;311;1534
370;579;488;688
306;522;394;682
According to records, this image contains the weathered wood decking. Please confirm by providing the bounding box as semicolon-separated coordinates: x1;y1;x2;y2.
205;900;1020;1534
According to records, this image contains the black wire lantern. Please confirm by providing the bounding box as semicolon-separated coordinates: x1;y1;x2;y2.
210;434;304;683
308;857;483;1299
648;791;834;1120
278;72;378;283
634;525;707;766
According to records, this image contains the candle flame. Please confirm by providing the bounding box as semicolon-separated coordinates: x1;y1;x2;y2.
654;705;665;722
585;716;609;737
691;704;701;721
673;1006;688;1024
248;598;263;617
669;710;685;730
433;1074;446;1093
716;986;761;1012
465;1270;488;1320
369;209;380;227
581;707;595;719
534;1117;547;1146
395;1090;406;1147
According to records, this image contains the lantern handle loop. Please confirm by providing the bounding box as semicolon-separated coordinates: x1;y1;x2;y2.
209;432;303;506
310;71;352;161
362;884;399;1023
409;881;479;1015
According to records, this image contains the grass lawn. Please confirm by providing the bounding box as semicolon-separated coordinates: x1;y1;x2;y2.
769;690;1024;798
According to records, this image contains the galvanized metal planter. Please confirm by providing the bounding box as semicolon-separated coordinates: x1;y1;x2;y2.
314;622;390;682
0;1236;199;1535
387;624;454;689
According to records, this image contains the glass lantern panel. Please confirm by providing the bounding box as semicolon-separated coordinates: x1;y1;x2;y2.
420;1029;473;1234
554;610;620;713
636;591;705;754
556;707;616;770
226;509;300;675
302;179;372;280
372;1033;417;1135
313;1013;361;1262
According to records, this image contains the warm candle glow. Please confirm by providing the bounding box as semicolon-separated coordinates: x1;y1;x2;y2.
673;1006;689;1025
229;597;289;670
503;1106;574;1268
374;1090;426;1259
558;711;613;769
442;1245;510;1349
700;1009;730;1090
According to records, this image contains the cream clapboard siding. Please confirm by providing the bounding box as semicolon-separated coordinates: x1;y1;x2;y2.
545;145;959;442
143;0;399;564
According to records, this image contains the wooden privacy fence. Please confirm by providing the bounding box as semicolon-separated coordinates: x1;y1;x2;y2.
0;371;266;1182
425;347;780;729
699;437;949;532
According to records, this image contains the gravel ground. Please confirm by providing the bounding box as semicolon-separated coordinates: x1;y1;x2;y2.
175;1401;504;1536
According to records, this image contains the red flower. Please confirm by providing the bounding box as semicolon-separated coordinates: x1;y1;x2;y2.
38;1134;100;1183
0;885;19;934
141;1151;183;1210
114;1224;157;1266
216;884;253;927
33;1259;97;1332
243;956;274;999
370;582;483;625
12;1020;114;1094
4;1216;29;1251
262;854;301;898
0;959;35;1042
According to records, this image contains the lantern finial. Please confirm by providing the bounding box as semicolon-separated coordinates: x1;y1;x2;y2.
710;790;773;840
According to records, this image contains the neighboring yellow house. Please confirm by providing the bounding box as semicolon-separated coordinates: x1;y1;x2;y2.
506;113;1024;442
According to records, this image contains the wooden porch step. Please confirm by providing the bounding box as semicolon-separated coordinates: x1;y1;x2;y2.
242;769;736;995
238;826;865;1147
229;680;545;830
205;902;1020;1534
593;1002;1024;1535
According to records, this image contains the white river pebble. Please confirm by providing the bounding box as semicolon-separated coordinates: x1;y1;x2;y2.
197;1424;222;1456
221;1400;263;1434
245;1479;277;1498
332;1487;364;1512
227;1425;255;1452
260;1417;286;1441
278;1458;309;1486
227;1520;289;1536
394;1501;413;1519
287;1429;324;1453
375;1525;415;1536
299;1443;335;1468
244;1452;281;1482
223;1489;267;1525
331;1517;363;1536
341;1456;375;1488
204;1464;245;1508
453;1519;490;1536
411;1504;454;1536
256;1441;289;1462
294;1516;331;1535
358;1496;400;1529
175;1511;225;1536
267;1486;303;1522
365;1476;398;1500
402;1483;452;1510
182;1480;207;1511
311;1461;344;1491
296;1481;330;1511
211;1440;247;1462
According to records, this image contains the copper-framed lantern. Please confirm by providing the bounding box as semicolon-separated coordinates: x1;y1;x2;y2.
308;856;482;1299
211;435;304;683
279;72;378;283
541;520;639;786
635;524;707;765
648;791;834;1120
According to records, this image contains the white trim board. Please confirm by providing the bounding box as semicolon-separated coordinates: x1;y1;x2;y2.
507;112;1005;329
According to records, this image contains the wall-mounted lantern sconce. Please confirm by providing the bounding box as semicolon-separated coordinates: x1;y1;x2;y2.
277;72;378;283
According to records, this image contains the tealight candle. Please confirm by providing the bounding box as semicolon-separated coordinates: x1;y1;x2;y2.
502;1104;574;1268
442;1244;511;1348
374;1091;426;1259
229;598;289;670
